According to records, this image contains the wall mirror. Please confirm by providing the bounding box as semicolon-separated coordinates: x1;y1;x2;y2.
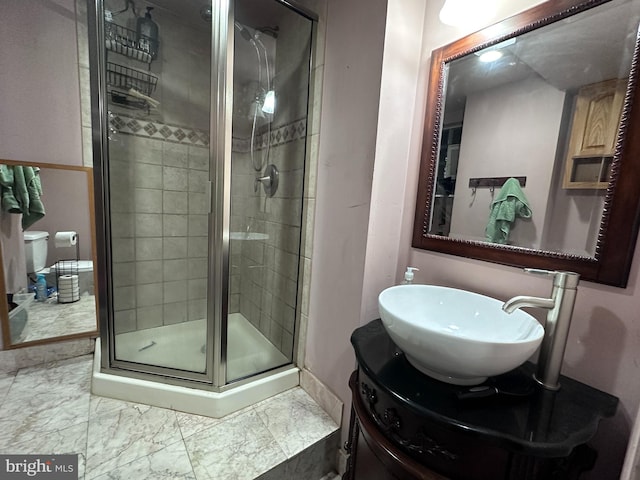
0;160;98;348
413;0;640;287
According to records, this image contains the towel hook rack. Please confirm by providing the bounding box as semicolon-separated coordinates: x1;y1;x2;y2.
468;176;527;189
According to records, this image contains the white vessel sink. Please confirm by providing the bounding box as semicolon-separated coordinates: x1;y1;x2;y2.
378;285;544;385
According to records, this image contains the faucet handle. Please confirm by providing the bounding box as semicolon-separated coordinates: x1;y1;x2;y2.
523;268;580;288
524;268;555;276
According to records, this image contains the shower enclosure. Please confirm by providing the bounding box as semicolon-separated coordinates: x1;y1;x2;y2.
89;0;315;395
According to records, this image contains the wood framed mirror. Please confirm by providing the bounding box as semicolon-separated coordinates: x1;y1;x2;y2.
413;0;640;287
0;160;99;348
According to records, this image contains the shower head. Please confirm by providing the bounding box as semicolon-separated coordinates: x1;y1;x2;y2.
256;26;279;39
200;5;212;21
234;22;255;42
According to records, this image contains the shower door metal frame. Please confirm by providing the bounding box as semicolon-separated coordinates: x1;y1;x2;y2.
89;0;316;391
209;0;233;388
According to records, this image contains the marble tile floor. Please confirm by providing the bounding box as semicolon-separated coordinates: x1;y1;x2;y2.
0;354;340;479
19;294;97;343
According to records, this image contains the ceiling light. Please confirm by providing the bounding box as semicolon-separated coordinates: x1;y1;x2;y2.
474;38;516;63
478;50;503;62
439;0;497;27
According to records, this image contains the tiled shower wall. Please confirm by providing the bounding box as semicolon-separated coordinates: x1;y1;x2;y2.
231;124;307;358
109;112;308;340
231;8;314;359
76;0;93;168
110;134;210;333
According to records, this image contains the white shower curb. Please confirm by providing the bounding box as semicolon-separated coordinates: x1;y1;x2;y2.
91;340;300;418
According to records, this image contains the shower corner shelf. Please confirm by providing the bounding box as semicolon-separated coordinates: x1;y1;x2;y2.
109;89;149;110
104;20;159;112
105;20;157;64
106;62;158;97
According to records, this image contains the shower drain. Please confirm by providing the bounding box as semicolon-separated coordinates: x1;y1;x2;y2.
138;340;156;352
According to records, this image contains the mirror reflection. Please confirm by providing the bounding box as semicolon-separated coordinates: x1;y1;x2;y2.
0;162;97;345
430;0;639;258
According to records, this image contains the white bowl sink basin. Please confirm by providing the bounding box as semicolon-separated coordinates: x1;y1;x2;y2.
379;285;544;385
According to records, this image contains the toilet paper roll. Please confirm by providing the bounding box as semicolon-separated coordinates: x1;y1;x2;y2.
59;292;79;303
59;274;79;282
58;275;79;290
58;275;79;286
58;274;80;303
55;231;77;248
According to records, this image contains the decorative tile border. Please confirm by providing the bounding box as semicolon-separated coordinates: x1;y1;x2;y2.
266;119;307;148
232;119;306;152
110;114;306;152
110;114;209;147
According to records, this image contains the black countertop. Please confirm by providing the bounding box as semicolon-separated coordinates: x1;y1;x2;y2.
352;319;619;457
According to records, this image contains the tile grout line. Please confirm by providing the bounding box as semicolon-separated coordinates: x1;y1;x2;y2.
81;389;92;480
251;402;293;464
0;374;17;411
175;411;200;480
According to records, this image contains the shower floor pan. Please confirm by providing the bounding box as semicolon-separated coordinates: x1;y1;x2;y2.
92;313;298;417
112;313;288;378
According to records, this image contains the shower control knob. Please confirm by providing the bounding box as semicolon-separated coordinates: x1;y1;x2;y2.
254;164;279;197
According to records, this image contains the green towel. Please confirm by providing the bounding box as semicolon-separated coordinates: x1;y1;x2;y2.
0;165;20;213
485;178;531;244
0;164;45;229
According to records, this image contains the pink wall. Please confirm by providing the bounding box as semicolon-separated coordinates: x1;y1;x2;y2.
0;0;83;166
305;0;387;435
450;76;565;247
35;168;93;263
543;183;605;256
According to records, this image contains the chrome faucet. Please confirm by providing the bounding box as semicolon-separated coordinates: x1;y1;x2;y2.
502;268;580;391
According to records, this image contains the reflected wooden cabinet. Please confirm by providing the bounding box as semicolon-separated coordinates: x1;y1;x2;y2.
563;79;627;189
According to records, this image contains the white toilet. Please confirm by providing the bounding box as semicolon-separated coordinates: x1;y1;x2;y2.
23;230;49;274
23;230;94;295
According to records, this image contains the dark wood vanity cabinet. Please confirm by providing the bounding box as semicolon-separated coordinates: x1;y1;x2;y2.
344;321;618;480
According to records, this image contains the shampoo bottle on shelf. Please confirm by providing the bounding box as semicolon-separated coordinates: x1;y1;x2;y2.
401;267;419;284
137;7;159;60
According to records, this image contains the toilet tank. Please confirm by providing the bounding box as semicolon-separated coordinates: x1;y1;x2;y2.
23;231;49;273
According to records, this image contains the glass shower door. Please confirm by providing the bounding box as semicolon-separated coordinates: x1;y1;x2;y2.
226;0;313;382
104;0;212;376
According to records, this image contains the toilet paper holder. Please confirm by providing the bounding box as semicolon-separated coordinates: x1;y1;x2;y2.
53;233;81;304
